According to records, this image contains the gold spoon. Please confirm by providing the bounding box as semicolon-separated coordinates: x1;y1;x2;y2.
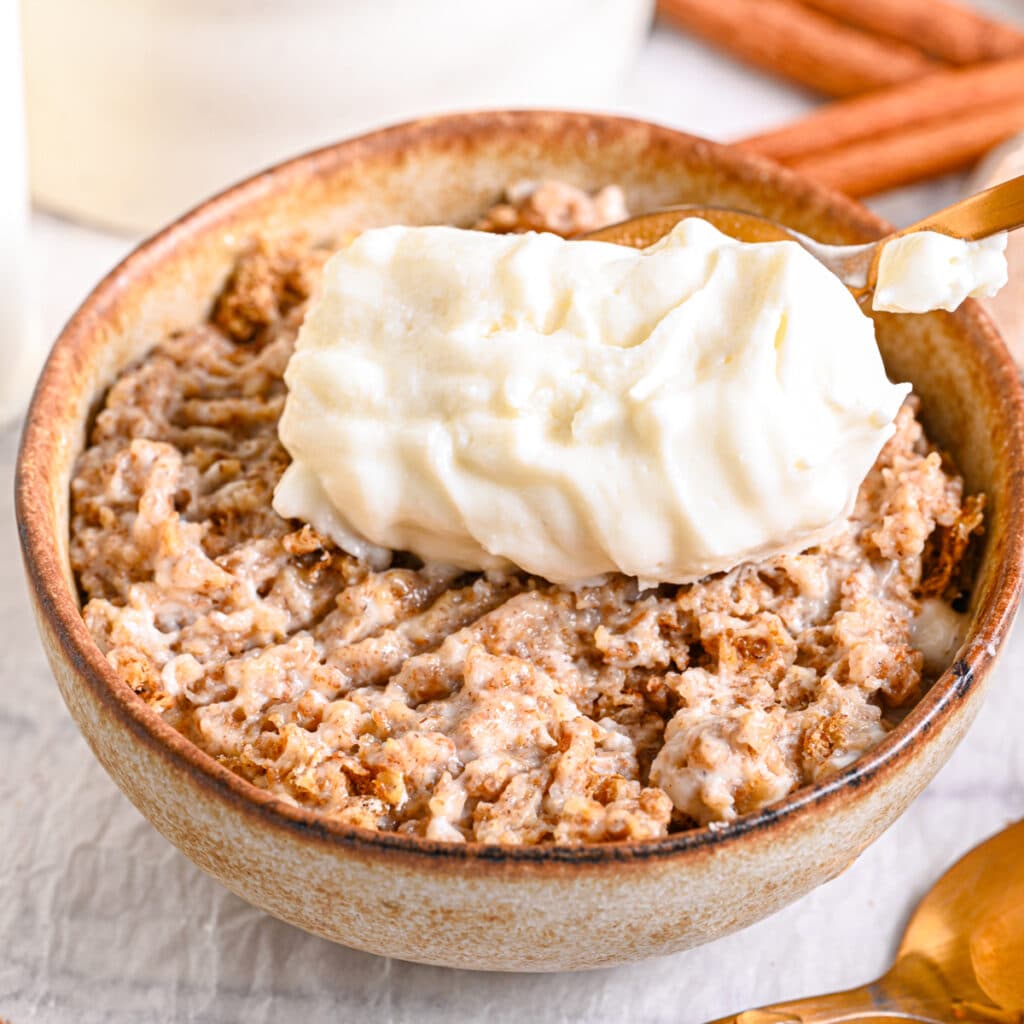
584;174;1024;297
701;819;1024;1024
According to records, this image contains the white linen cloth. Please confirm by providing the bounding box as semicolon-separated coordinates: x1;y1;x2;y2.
3;4;1022;1018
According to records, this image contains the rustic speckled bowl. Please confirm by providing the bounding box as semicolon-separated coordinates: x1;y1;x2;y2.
16;111;1024;971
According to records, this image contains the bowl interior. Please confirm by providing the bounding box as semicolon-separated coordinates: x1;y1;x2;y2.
18;111;1024;861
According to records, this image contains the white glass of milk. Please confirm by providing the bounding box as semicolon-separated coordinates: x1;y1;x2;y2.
0;0;36;427
22;0;654;234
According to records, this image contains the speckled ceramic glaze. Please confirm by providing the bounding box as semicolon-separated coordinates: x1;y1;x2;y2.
16;112;1024;971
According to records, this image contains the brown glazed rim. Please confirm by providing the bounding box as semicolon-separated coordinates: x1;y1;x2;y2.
16;111;1024;871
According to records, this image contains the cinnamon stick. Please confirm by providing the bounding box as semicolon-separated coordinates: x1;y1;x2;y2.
656;0;938;98
798;0;1024;65
740;57;1024;164
787;99;1024;197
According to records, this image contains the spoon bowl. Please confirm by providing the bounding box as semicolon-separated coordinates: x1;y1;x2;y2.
893;817;1024;1016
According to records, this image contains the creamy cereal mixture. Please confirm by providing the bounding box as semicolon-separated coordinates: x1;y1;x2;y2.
70;182;984;844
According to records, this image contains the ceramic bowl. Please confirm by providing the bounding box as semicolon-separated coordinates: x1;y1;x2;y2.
16;111;1024;971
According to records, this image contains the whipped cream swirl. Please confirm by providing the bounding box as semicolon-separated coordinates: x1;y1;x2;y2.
275;219;909;585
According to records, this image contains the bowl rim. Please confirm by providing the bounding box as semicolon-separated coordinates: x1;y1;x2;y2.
16;109;1024;870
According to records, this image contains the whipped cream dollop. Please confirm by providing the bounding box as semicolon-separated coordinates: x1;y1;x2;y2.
274;219;909;585
872;230;1008;314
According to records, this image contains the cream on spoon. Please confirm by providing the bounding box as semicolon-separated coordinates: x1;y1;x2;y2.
274;219;909;585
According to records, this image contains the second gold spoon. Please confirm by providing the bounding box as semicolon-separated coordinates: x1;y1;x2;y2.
703;819;1024;1024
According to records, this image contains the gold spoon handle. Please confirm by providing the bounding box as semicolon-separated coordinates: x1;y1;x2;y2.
903;173;1024;241
702;976;962;1024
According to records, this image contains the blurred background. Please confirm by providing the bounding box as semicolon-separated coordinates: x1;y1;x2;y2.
2;1;1024;1020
